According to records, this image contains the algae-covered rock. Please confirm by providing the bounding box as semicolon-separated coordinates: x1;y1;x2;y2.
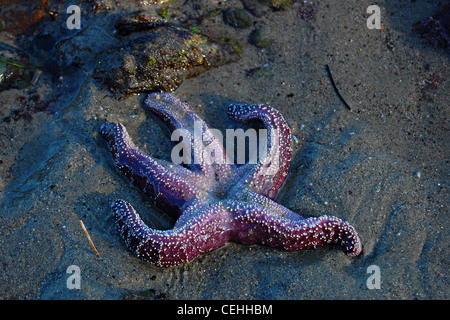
93;16;239;94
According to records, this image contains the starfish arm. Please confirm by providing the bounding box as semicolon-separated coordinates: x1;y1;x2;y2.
226;104;292;199
228;202;362;257
144;92;234;184
233;191;306;222
100;122;205;217
111;199;233;267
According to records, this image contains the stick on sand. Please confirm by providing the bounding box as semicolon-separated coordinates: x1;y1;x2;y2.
79;220;100;257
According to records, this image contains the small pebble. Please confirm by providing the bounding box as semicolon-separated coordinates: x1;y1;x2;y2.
249;26;274;48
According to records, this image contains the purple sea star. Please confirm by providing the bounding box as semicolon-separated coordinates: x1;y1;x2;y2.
100;92;362;266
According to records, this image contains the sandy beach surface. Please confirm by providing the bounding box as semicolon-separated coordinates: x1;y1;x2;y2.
0;0;448;300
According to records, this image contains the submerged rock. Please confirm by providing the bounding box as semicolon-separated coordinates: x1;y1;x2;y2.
241;0;270;17
223;7;253;29
249;25;274;48
53;24;118;71
54;15;239;95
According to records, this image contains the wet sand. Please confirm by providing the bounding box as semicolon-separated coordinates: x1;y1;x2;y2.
0;0;448;299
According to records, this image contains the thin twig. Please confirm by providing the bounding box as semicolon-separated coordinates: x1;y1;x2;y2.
325;64;351;110
79;220;100;257
0;58;25;68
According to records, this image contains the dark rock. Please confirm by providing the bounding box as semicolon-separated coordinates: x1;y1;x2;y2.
223;7;253;29
240;0;270;17
113;15;167;36
249;26;274;48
